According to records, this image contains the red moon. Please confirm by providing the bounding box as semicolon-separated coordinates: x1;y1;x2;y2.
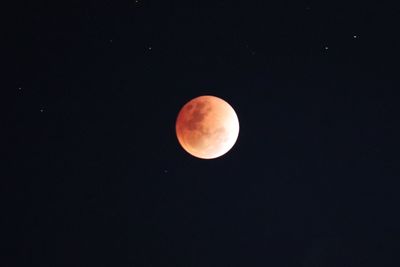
175;95;240;159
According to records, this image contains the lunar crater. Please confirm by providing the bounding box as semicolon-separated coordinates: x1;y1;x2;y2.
185;101;212;132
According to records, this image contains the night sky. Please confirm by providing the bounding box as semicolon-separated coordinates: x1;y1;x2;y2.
12;1;399;266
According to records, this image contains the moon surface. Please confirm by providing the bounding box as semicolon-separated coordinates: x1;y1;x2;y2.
175;95;240;159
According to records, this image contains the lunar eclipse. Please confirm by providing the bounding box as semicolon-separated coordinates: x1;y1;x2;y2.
175;95;240;159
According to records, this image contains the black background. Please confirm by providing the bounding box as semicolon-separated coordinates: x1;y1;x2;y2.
11;1;399;266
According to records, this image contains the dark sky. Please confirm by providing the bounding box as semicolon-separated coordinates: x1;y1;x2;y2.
11;1;399;266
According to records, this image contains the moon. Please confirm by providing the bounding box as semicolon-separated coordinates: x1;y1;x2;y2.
175;95;240;159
